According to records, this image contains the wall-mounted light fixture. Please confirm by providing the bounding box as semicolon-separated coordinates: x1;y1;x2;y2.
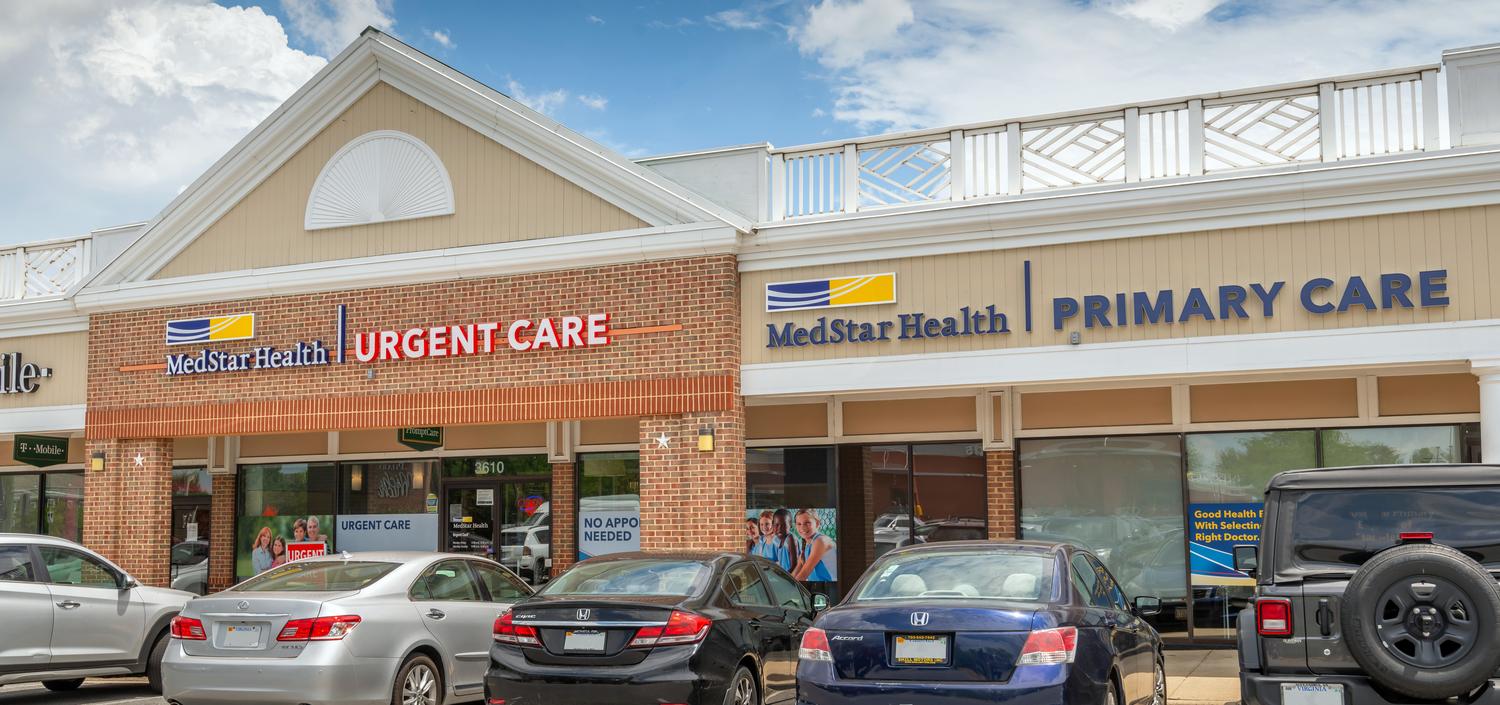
350;467;364;492
697;427;715;452
90;451;106;472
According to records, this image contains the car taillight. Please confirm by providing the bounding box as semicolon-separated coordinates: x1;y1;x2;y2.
493;610;540;646
277;615;362;641
170;615;206;640
628;610;713;648
1016;626;1077;665
1399;532;1434;543
798;627;833;662
1256;598;1293;637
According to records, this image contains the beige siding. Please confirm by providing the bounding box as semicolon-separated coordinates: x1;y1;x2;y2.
155;82;646;279
1378;374;1481;416
1190;379;1359;422
744;206;1497;364
1021;388;1173;429
842;396;976;436
747;404;828;440
0;332;84;409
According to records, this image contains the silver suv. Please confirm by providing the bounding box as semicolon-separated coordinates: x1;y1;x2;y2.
0;533;194;693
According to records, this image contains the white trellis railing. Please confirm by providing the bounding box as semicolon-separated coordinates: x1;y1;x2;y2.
769;65;1442;220
0;237;90;301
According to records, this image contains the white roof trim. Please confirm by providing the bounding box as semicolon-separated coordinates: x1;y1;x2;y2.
84;29;748;289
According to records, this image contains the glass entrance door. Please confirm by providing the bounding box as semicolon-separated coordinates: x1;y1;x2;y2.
442;479;551;584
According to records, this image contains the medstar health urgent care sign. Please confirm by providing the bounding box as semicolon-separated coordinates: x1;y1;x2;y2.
765;263;1451;349
163;304;611;377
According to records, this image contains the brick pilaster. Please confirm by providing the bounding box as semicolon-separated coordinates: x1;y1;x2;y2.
83;438;173;586
209;471;237;590
639;407;745;553
986;449;1017;540
549;461;576;576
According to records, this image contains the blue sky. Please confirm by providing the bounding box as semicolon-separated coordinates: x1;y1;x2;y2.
0;0;1495;244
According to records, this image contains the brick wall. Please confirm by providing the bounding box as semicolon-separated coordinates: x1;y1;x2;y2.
83;438;172;585
639;407;745;553
549;461;576;576
986;449;1017;540
209;472;237;590
87;255;739;438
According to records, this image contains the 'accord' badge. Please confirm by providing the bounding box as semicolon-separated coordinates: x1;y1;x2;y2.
910;612;930;627
577;608;592;621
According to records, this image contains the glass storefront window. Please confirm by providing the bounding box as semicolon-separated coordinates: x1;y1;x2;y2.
912;443;987;543
1321;425;1462;466
339;461;441;553
0;474;40;533
1019;435;1188;639
237;463;337;580
746;447;838;587
172;467;213;497
44;473;84;543
1185;431;1316;640
577;452;640;560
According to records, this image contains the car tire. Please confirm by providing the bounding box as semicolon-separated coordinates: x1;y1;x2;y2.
722;666;759;705
1104;675;1121;705
1152;656;1167;705
392;654;443;705
1341;543;1500;700
42;679;85;692
146;632;168;694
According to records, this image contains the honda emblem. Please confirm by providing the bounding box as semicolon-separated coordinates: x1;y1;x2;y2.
910;611;930;627
577;608;592;621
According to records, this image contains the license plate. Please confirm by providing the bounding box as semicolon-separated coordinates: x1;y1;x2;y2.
892;634;948;665
222;624;263;649
1281;683;1344;705
563;630;607;652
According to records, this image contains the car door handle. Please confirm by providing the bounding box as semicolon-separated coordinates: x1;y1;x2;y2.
56;600;80;610
426;609;446;620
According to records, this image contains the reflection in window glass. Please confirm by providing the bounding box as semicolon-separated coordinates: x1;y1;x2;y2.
172;467;213;496
44;473;84;542
237;463;337;581
1019;435;1188;639
1186;431;1315;640
0;474;39;533
577;452;640;559
868;445;910;560
342;461;437;515
1321;426;1461;466
912;443;987;543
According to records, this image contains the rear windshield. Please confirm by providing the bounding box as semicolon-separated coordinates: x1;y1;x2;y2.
541;559;710;597
853;551;1055;602
1283;488;1500;572
235;561;397;592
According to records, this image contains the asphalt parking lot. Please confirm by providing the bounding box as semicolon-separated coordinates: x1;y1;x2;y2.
0;678;162;705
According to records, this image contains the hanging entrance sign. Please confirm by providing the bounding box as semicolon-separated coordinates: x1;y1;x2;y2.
14;434;68;468
398;427;444;451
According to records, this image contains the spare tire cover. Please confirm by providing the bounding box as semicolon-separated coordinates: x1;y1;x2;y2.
1341;543;1500;700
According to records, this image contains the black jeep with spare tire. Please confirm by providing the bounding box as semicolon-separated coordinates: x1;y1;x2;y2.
1236;464;1500;705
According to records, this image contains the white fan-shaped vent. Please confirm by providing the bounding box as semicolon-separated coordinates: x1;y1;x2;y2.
304;130;455;231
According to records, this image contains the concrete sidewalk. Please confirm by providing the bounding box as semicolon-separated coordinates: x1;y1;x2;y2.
1167;649;1240;705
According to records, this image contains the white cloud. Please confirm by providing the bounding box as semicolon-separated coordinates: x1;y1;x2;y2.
791;0;1500;133
427;28;452;48
707;9;767;30
0;0;325;243
282;0;395;57
504;78;569;115
647;17;697;30
585;14;605;25
811;107;827;118
577;93;609;111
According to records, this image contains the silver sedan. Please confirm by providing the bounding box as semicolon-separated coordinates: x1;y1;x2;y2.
162;551;532;705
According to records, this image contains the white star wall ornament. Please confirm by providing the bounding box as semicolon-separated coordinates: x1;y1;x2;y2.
133;453;145;467
654;432;671;449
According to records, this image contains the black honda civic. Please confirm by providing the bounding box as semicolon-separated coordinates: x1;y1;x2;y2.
486;551;822;705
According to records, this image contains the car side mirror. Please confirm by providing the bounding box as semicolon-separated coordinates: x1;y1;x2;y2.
1233;545;1259;577
119;574;139;590
812;593;830;612
1132;595;1162;617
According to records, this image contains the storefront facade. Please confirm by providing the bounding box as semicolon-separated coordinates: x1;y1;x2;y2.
13;31;1498;645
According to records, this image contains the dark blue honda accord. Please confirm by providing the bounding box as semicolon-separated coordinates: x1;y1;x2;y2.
797;540;1165;705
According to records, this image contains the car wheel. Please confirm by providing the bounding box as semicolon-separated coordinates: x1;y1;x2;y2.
42;679;85;692
1341;543;1500;700
146;632;169;694
722;666;759;705
1104;677;1120;705
392;654;443;705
